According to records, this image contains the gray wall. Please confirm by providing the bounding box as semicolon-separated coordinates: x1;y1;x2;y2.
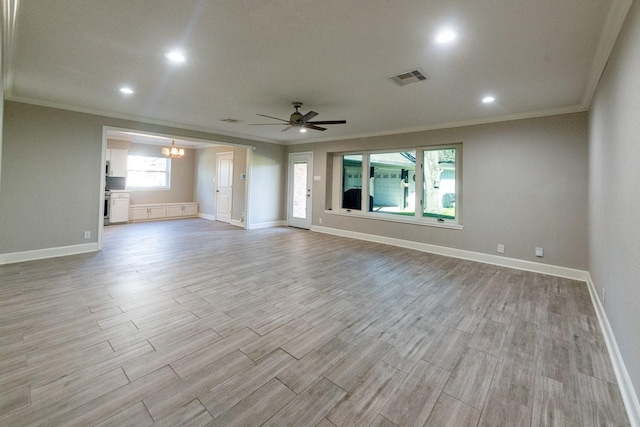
0;101;286;255
289;112;589;269
251;143;287;226
194;145;248;223
589;1;640;399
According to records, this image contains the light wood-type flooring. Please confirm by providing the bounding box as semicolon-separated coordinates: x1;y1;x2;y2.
0;219;630;426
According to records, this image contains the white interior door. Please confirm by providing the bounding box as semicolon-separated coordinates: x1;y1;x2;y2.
216;152;234;223
288;152;313;229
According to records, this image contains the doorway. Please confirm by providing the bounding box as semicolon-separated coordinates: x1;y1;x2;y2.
216;151;234;223
288;152;313;229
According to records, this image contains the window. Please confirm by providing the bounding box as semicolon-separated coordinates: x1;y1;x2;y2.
369;151;416;216
330;144;461;227
423;147;457;220
342;154;363;210
127;155;170;189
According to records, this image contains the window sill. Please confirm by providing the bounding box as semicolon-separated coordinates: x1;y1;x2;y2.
323;209;463;230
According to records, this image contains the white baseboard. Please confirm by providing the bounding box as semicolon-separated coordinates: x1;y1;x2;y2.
585;274;640;427
198;213;216;221
230;219;244;228
311;225;588;281
0;243;99;266
248;220;286;230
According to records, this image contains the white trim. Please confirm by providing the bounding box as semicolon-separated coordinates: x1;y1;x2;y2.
581;0;633;109
230;219;243;228
198;213;216;221
8;96;281;145
286;104;588;145
311;225;588;281
248;220;286;230
0;243;99;266
324;210;464;230
585;273;640;427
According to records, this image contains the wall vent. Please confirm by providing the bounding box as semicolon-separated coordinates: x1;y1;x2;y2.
389;68;430;86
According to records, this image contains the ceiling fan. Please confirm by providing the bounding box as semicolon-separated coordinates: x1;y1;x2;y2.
252;102;346;132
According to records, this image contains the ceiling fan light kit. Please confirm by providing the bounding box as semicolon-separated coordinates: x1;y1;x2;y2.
251;102;346;132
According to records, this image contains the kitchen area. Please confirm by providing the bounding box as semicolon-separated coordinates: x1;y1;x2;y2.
102;130;204;229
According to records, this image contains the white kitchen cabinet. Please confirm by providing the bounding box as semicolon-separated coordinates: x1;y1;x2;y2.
166;203;198;218
148;206;167;219
106;148;128;177
110;192;130;223
129;203;198;222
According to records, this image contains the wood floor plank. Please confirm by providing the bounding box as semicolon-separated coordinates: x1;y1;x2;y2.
443;347;498;410
143;350;253;421
380;360;450;426
277;336;354;394
239;317;312;361
170;327;259;378
280;317;346;359
323;337;393;392
199;348;296;418
423;393;481;427
263;377;347;427
152;399;214;427
122;328;221;381
94;401;154;427
207;378;296;427
326;360;406;426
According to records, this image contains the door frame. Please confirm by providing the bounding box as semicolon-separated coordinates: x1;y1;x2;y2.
287;151;313;229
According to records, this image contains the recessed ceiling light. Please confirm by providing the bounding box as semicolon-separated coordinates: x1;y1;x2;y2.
165;50;186;63
482;96;496;103
119;87;135;95
435;29;457;44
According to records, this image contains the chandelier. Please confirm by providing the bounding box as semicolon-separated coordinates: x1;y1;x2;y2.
162;140;184;159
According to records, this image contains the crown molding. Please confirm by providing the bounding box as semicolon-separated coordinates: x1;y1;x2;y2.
581;0;633;109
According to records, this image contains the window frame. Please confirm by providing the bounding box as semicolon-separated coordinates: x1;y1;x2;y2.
125;154;172;190
329;143;462;229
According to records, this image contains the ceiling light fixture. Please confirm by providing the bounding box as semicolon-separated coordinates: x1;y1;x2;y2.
299;128;307;133
482;96;496;103
119;87;135;94
165;50;186;63
162;139;185;159
435;29;457;44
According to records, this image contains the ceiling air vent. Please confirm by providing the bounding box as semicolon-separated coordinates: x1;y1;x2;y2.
221;118;241;123
389;68;430;86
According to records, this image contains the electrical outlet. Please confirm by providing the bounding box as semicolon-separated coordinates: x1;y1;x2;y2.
497;244;504;254
319;218;322;224
535;247;544;257
84;231;91;239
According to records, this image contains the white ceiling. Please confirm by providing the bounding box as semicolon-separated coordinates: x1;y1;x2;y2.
2;0;631;145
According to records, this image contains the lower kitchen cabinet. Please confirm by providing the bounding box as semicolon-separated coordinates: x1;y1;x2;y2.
110;192;130;223
166;204;199;218
129;203;198;222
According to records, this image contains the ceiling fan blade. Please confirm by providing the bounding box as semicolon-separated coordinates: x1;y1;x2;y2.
306;120;346;125
256;113;289;122
249;123;289;126
301;111;318;122
303;124;326;131
281;126;292;132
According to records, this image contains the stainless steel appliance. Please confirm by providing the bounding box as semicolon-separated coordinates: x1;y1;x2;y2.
104;191;111;225
106;176;126;190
